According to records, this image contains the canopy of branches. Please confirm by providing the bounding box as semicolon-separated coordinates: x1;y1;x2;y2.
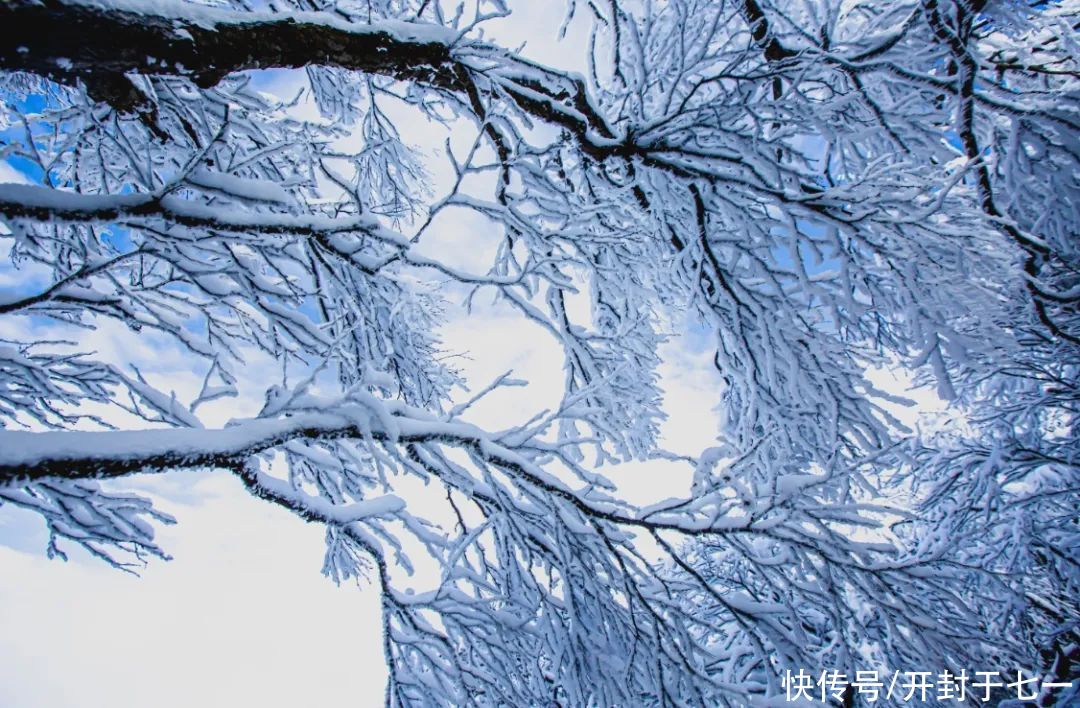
0;0;1077;705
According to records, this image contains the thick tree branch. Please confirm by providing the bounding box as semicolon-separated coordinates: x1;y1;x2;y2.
0;0;619;148
0;0;463;100
0;0;856;227
0;404;759;536
0;183;408;242
0;184;526;300
740;0;796;62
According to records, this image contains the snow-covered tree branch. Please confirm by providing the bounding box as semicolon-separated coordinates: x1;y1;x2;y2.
1;0;1077;704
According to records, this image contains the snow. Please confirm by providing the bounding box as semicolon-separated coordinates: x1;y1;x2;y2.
2;0;1078;704
0;416;331;472
252;468;405;524
775;473;820;497
0;183;413;249
0;183;151;213
0;470;387;708
185;169;292;205
66;0;459;44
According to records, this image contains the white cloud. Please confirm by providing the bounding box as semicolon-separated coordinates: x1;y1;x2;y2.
0;470;386;708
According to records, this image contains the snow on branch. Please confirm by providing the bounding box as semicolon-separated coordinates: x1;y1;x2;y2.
1;0;1078;703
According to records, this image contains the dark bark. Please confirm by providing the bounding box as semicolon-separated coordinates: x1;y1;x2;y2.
0;0;630;155
0;420;754;536
0;0;462;106
0;0;818;206
740;0;795;62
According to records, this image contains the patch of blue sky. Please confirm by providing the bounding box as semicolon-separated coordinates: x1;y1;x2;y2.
245;67;307;96
297;293;326;323
0;250;52;307
101;224;136;252
943;130;964;152
766;219;842;280
0;154;44;184
14;93;45;113
2;93;56;185
677;315;716;354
